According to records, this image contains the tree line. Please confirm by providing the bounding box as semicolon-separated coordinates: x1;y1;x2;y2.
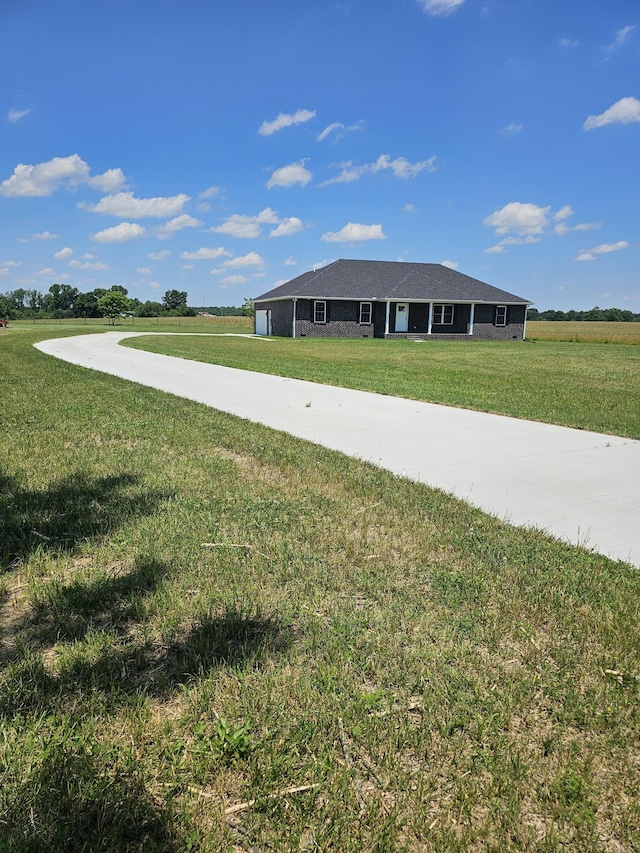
527;306;640;322
0;285;248;321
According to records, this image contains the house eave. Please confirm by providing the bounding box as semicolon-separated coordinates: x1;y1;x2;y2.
255;295;532;306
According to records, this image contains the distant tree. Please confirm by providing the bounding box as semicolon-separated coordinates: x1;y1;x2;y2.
135;300;163;317
97;290;131;325
0;293;13;319
605;308;624;322
46;283;79;313
162;289;188;311
74;289;106;318
584;306;606;322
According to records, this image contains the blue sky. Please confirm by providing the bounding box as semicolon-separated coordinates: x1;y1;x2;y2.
1;0;638;311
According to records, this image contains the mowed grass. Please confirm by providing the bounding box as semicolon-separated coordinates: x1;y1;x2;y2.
1;327;639;852
126;333;640;440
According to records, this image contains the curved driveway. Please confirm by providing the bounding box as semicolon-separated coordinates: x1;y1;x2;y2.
35;332;640;567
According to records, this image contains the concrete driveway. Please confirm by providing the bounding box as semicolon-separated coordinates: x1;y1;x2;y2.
35;332;640;567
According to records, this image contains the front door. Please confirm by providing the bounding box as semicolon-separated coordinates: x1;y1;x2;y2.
395;302;408;333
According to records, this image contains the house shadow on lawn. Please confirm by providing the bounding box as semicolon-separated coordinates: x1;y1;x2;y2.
0;469;171;571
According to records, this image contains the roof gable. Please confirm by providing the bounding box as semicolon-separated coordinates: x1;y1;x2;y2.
255;259;530;304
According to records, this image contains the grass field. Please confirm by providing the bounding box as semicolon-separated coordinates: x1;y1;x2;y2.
1;326;639;852
527;321;640;344
126;332;640;440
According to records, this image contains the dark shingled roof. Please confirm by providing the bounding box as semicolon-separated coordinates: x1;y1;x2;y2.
255;259;531;304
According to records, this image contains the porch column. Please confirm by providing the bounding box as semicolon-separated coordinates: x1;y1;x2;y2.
384;300;390;336
292;297;297;339
469;303;475;336
427;302;433;335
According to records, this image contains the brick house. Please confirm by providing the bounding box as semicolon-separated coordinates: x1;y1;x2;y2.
254;259;531;340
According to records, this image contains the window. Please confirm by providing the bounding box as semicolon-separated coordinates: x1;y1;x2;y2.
359;301;372;324
495;305;507;326
433;304;454;325
314;301;326;323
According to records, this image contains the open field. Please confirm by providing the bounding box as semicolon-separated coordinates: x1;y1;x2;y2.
1;327;639;851
126;333;640;440
527;321;640;344
11;314;253;333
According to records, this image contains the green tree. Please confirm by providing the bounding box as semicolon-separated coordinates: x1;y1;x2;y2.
241;296;255;318
162;289;188;312
46;283;79;313
135;300;163;317
97;290;131;325
74;289;106;318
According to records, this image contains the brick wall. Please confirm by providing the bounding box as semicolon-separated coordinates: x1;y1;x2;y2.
295;299;375;338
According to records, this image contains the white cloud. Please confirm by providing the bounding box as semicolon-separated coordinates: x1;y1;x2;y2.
321;223;387;243
559;38;579;47
500;123;523;134
269;217;303;237
552;206;601;235
321;154;436;186
199;185;221;199
222;252;265;268
483;202;551;236
554;205;573;221
182;264;194;270
92;222;146;243
0;154;125;197
499;236;541;245
417;0;465;16
483;245;508;254
555;221;601;236
220;275;249;285
575;241;629;262
90;169;127;193
149;281;161;290
258;109;316;136
69;260;109;270
36;267;56;277
137;267;152;274
54;247;73;259
8;108;31;123
604;25;636;54
284;258;297;266
441;260;459;269
318;122;343;141
156;214;203;238
32;230;58;240
211;207;280;238
583;96;640;130
404;203;419;213
317;120;364;142
147;250;171;260
267;161;312;189
82;191;190;218
180;247;232;260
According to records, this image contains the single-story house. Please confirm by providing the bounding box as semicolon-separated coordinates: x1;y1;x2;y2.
254;259;532;340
